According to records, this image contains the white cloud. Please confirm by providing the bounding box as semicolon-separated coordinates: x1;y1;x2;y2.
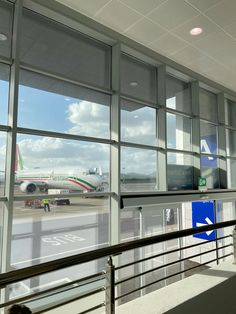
67;101;109;138
17;136;109;172
121;107;156;145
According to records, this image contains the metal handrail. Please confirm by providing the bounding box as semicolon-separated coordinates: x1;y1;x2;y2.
0;219;235;288
115;243;232;286
116;234;232;270
115;253;233;300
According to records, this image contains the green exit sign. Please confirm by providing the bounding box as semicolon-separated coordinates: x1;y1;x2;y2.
198;177;207;191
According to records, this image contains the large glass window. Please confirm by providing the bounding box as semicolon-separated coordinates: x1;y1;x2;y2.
166;75;191;114
120;54;157;103
226;98;236;128
227;159;236;188
15;134;110;195
121;99;156;146
200;156;219;189
167;113;191;151
199;88;217;122
20;9;111;89
200;121;218;155
11;197;110;268
167;152;193;190
0;63;9;126
121;147;157;192
226;129;236;157
18;70;110;138
0;1;13;59
200;121;219;189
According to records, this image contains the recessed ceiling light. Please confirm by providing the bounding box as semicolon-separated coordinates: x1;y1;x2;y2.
134;115;139;119
130;81;138;87
190;27;203;36
0;33;7;41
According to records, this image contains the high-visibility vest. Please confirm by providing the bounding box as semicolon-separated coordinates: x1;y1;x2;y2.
43;199;49;204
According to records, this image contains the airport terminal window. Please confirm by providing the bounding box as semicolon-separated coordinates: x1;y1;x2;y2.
120;54;157;103
200;156;219;189
167;113;191;151
166;75;191;114
20;9;111;89
226;98;236;128
121;99;157;146
11;197;110;272
226;129;236;157
200;121;218;155
199;88;217;122
167;152;193;190
18;70;110;139
227;159;236;188
0;63;10;126
0;132;6;194
14;134;110;195
0;1;13;59
121;146;157;192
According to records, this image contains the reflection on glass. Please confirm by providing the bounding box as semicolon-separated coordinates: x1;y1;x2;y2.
226;99;236;128
227;159;236;188
18;70;110;138
0;63;10;125
167;153;193;190
15;134;110;195
120;54;157;103
121;147;157;192
216;201;235;261
200;156;219;189
121;99;156;146
167;113;191;151
226;129;236;157
21;9;110;88
199;88;217;122
0;132;6;194
11;198;109;296
200;121;217;155
166;75;191;113
0;1;13;58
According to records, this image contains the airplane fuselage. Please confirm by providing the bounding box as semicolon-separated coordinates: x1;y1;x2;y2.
16;171;103;193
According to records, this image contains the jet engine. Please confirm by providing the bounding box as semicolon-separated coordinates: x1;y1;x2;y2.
20;181;39;193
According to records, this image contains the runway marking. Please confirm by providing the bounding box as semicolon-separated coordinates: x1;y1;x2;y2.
42;233;85;246
12;242;109;266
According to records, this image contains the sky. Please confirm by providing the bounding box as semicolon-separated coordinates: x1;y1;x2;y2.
0;79;221;178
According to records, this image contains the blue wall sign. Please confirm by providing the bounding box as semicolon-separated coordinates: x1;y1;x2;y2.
192;201;216;240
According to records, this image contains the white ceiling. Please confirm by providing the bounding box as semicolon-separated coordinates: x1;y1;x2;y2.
55;0;236;93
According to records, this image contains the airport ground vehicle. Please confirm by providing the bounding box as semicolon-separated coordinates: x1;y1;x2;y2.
48;189;70;206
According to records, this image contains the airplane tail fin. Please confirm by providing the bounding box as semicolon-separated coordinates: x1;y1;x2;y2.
15;144;24;172
98;167;102;176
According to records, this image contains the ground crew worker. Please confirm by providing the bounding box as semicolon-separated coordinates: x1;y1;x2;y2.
42;199;50;212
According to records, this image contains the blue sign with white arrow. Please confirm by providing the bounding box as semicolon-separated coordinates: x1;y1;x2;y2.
192;201;216;240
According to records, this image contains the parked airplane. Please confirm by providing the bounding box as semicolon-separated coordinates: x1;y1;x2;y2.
15;145;108;194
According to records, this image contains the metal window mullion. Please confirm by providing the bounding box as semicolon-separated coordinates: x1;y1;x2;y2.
0;56;12;66
110;43;121;247
218;93;227;188
120;94;158;108
120;141;159;151
157;65;167;191
17;127;114;144
191;81;200;189
1;0;23;302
